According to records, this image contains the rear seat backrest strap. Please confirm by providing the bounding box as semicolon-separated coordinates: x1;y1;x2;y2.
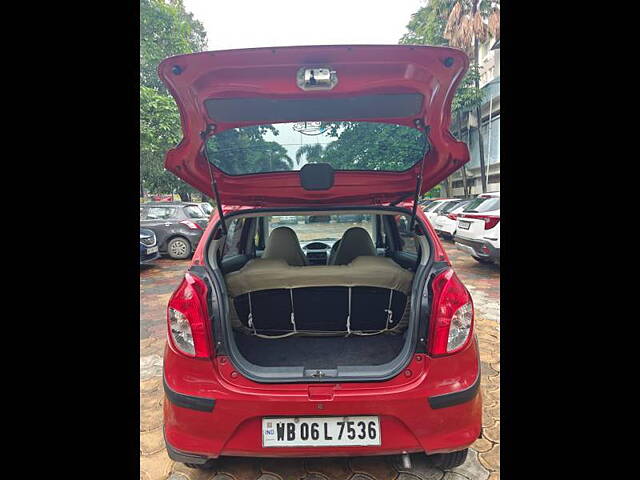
247;291;257;335
385;289;394;329
345;287;352;337
290;288;297;333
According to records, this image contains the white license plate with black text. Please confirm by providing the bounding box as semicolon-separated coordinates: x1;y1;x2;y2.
458;220;471;230
262;416;381;447
146;246;159;254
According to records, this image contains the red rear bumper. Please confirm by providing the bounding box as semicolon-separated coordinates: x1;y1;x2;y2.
163;339;482;460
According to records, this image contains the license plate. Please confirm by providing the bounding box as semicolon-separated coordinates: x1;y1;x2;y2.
262;416;381;447
146;246;158;254
458;220;471;230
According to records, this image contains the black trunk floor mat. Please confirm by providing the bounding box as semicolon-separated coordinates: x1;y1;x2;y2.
233;332;406;368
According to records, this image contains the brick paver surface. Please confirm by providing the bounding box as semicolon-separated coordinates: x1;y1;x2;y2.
140;238;499;480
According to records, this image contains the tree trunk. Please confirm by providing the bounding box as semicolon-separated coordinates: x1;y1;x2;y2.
466;113;473;197
178;191;191;202
473;1;487;193
443;181;449;197
457;110;469;197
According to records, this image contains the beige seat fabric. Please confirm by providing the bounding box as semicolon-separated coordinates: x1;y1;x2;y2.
226;256;413;297
331;227;377;265
262;226;308;266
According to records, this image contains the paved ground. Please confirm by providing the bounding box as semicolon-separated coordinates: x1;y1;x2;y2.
140;238;499;480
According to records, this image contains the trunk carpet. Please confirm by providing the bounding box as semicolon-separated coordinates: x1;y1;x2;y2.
233;332;406;368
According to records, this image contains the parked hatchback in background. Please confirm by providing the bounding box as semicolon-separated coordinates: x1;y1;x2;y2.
139;228;160;264
424;198;461;224
454;193;500;264
158;45;480;471
432;199;472;240
140;202;209;259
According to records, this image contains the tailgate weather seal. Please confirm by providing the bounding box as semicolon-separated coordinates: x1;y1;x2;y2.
163;376;216;412
427;372;481;409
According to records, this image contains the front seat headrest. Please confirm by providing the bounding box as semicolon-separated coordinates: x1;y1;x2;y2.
331;227;376;265
262;226;308;266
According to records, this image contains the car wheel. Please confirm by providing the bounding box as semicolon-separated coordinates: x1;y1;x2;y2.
472;256;494;265
167;237;192;259
184;459;217;470
429;448;468;469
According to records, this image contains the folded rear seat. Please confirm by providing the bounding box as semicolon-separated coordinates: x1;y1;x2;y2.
225;256;413;337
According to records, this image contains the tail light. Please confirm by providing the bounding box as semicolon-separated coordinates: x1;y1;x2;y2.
461;214;500;230
446;213;458;221
180;220;203;230
167;273;212;358
427;269;474;356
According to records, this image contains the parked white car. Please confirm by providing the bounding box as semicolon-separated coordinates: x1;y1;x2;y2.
424;198;462;224
432;199;473;239
454;192;500;265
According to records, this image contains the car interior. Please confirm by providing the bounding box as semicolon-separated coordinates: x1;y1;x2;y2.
208;211;430;375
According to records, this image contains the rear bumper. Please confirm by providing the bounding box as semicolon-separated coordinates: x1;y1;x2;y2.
435;225;455;237
454;236;500;261
163;340;482;460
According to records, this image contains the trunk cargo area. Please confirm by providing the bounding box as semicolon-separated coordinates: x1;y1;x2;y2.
233;331;406;369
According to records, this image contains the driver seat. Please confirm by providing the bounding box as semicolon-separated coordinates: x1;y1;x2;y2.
262;226;308;266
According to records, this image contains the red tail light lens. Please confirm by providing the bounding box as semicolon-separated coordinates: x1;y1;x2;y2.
446;213;458;221
482;216;500;230
462;214;500;230
427;269;474;356
167;273;212;358
180;220;203;230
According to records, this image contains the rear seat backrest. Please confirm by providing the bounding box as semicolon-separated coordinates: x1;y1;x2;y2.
330;227;376;265
262;226;308;266
226;256;413;336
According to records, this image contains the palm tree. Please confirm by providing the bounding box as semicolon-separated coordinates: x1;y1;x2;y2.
444;1;500;193
295;143;325;167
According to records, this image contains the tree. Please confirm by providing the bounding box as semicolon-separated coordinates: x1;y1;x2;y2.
140;0;207;93
295;144;326;166
206;126;294;175
140;86;195;200
309;123;426;171
443;1;500;193
400;0;500;195
140;0;207;200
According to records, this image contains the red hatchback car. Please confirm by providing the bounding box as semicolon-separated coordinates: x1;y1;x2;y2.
158;45;481;470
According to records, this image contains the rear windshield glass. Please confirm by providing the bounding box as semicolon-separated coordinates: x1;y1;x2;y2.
440;201;463;214
267;214;375;243
199;203;213;215
206;122;428;175
423;201;443;212
184;205;206;218
463;197;500;213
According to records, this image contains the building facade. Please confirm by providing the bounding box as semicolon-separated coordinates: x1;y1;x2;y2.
448;35;500;197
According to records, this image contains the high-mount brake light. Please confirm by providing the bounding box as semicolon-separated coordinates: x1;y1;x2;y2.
167;273;211;358
427;269;474;356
